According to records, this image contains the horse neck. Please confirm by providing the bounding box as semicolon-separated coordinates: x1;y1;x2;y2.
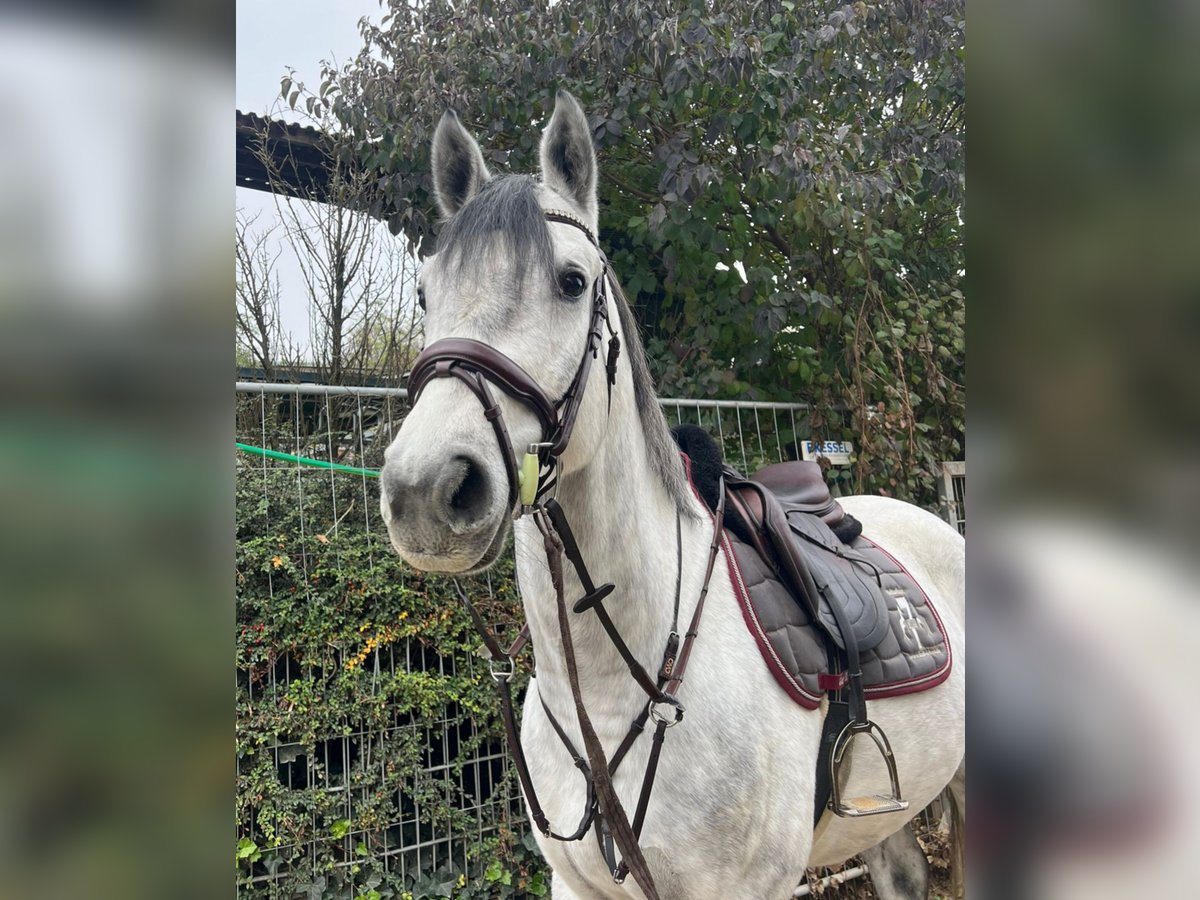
513;392;699;727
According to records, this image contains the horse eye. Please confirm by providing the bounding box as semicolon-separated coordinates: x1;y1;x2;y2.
559;270;588;299
416;286;426;310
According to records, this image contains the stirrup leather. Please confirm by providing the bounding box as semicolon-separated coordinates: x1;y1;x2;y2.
829;719;910;817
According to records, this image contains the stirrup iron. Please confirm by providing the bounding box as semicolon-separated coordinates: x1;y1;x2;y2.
829;719;909;817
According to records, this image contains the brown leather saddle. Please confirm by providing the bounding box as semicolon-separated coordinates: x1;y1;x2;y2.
721;461;910;820
724;462;890;654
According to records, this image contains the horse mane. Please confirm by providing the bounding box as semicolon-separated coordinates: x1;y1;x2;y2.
434;174;693;515
608;274;696;517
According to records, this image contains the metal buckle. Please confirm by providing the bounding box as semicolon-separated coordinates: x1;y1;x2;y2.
488;657;514;683
659;631;680;681
647;694;684;727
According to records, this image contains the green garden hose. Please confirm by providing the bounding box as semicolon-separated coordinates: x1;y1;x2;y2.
235;443;380;478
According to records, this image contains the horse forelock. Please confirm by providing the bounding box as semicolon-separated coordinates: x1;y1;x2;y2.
433;175;556;297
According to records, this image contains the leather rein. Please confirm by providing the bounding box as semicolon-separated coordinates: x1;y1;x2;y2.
407;210;726;900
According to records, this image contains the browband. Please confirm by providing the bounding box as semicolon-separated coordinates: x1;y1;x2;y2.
542;209;599;249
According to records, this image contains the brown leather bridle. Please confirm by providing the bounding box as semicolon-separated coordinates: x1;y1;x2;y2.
407;209;621;512
404;209;725;900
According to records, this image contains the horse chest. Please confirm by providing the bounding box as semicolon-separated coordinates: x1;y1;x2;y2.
523;659;823;899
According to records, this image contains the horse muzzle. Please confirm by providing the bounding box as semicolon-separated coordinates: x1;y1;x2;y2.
379;384;517;574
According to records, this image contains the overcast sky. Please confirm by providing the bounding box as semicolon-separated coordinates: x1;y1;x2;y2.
236;0;393;361
236;0;383;118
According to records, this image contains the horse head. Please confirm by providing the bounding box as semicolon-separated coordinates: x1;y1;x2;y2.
379;91;616;574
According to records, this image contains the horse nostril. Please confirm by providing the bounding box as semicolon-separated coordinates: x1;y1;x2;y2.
449;458;485;512
382;470;406;523
441;455;491;527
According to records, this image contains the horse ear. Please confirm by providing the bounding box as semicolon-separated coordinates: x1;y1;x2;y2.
431;109;491;219
539;90;597;226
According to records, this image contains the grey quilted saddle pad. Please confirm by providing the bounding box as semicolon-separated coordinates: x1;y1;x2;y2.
724;527;953;709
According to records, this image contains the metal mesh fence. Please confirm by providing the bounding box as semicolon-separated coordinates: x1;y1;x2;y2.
237;639;514;888
233;384;825;485
235;384;512;895
940;461;967;535
235;382;956;897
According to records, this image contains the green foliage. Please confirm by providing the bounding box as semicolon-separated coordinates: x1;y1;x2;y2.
298;0;963;505
236;468;546;898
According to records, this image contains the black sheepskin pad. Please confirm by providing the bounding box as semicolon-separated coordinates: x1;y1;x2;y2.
671;425;724;511
671;424;757;543
670;423;863;546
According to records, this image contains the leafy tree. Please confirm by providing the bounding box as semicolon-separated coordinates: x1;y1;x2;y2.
300;0;964;503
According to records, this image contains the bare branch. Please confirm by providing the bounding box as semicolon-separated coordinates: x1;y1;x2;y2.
247;97;420;391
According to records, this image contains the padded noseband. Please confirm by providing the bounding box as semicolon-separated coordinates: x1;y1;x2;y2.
407;338;558;437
